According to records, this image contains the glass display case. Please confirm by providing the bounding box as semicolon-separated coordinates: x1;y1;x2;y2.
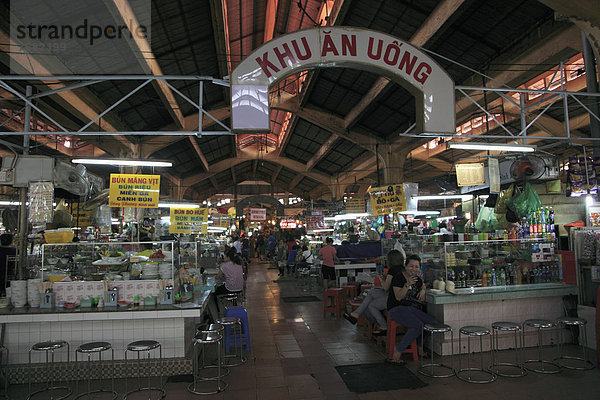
394;235;445;284
178;241;199;268
198;242;221;271
40;241;176;282
441;238;559;290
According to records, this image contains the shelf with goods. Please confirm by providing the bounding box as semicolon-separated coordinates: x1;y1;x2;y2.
568;226;600;306
440;237;560;293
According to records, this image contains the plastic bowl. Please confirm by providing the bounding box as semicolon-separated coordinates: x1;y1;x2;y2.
91;273;104;281
48;275;68;283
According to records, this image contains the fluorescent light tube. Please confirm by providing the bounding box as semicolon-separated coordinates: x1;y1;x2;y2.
413;195;473;200
447;142;536;152
399;211;441;215
72;158;172;167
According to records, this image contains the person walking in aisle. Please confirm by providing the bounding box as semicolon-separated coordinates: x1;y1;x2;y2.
318;237;339;291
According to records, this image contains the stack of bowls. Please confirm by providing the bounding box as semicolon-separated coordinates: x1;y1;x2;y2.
158;263;171;279
142;263;158;280
10;280;27;307
27;278;42;307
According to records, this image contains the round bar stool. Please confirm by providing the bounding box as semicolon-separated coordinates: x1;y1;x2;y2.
188;331;228;395
196;323;230;378
555;317;594;370
123;340;166;399
418;323;455;378
75;341;117;399
215;316;247;366
457;326;496;384
522;319;561;374
27;340;71;400
490;322;527;378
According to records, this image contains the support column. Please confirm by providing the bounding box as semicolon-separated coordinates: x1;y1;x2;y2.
17;86;32;280
378;144;408;185
328;178;347;202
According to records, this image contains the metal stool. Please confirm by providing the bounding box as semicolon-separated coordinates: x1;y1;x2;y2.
555;317;594;370
123;340;166;399
490;322;527;378
28;340;71;400
522;319;561;374
196;323;230;378
0;345;8;398
188;331;228;395
215;317;247;366
457;326;496;384
418;323;455;378
75;341;117;399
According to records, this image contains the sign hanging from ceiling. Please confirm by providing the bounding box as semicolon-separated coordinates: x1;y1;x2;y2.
108;174;160;208
250;208;266;221
28;181;54;224
455;163;486;187
368;184;407;216
231;27;455;134
345;198;365;213
169;208;208;234
280;216;297;229
212;214;232;229
306;215;325;232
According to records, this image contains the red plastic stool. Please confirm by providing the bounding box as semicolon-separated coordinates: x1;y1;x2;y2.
387;319;419;361
341;285;358;301
323;288;345;318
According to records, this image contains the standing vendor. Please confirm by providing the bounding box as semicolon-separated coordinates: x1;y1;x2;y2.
318;237;339;291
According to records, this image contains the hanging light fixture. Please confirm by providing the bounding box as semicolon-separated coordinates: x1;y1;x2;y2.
447;142;536;153
72;158;172;167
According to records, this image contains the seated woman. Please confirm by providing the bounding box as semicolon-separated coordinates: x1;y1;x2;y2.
214;247;244;295
343;249;404;335
296;245;314;271
386;254;437;365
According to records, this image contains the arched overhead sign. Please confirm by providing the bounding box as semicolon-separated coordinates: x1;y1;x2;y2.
231;26;455;135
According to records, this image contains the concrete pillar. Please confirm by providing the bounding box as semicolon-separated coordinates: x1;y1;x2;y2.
378;144;408;185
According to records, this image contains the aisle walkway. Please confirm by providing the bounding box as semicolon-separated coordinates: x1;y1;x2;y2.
7;259;600;399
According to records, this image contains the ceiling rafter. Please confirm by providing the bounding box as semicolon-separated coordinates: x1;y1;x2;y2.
110;0;184;129
342;0;466;129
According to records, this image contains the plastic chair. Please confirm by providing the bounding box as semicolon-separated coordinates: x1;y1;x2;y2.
386;319;418;361
224;306;251;353
323;288;345;318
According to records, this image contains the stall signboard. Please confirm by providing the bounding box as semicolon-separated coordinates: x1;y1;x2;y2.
250;208;266;220
108;174;160;208
169;208;209;234
73;207;94;227
306;215;325;231
280;216;297;229
28;180;54;223
212;214;232;228
368;184;406;216
345;198;365;213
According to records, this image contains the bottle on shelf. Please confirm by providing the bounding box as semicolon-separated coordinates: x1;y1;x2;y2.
491;268;497;286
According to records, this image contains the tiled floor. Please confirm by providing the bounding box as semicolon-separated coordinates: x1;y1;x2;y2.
7;259;600;399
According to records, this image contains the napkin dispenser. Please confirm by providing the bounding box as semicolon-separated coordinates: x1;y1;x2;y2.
159;289;173;305
40;292;54;309
103;290;118;307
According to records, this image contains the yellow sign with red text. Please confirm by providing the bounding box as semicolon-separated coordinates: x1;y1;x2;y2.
368;184;406;216
108;174;160;208
169;208;209;234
